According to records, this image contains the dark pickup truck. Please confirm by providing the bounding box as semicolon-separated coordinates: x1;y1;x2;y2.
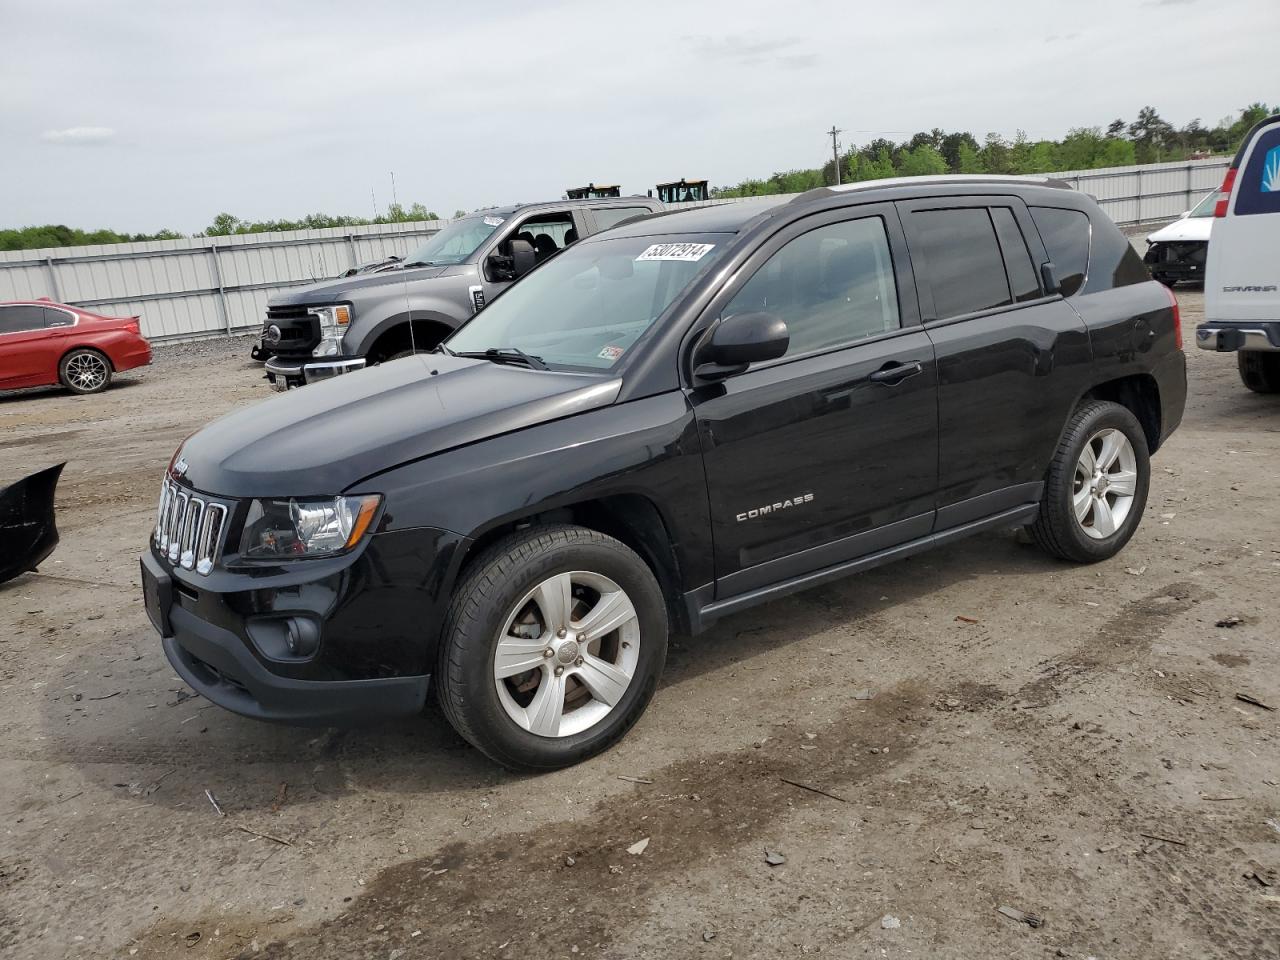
143;176;1185;770
259;197;663;389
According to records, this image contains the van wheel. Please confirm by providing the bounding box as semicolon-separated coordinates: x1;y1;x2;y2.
1238;351;1280;394
436;524;668;771
1031;401;1150;563
59;349;113;394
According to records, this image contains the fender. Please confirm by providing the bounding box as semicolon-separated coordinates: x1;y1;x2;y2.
346;300;467;356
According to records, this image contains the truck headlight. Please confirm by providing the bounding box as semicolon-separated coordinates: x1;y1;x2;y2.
308;305;351;358
239;494;381;560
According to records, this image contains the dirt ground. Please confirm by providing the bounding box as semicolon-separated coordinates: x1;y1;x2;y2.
2;279;1278;960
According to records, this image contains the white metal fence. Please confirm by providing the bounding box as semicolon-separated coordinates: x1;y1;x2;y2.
0;157;1230;343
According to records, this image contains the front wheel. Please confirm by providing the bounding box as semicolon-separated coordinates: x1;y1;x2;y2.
1238;351;1280;394
59;349;113;394
1031;400;1151;563
436;525;668;770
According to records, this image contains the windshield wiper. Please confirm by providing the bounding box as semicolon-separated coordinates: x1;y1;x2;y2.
453;347;549;371
401;259;437;268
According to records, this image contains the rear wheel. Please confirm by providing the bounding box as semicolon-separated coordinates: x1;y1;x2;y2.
436;524;668;770
59;349;112;394
1237;351;1280;394
1031;400;1150;563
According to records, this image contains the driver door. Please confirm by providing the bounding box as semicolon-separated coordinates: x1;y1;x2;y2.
478;208;591;307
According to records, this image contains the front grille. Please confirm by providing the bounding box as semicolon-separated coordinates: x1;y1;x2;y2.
263;305;320;354
155;476;228;576
266;304;311;321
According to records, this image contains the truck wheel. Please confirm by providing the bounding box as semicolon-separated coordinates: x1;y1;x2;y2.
437;524;668;770
59;349;113;394
1153;274;1175;288
385;350;416;361
1238;351;1280;394
1031;400;1150;563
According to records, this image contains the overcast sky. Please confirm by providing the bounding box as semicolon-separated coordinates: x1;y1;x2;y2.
2;0;1276;233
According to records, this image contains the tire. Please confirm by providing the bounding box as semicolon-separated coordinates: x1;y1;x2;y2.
1237;351;1280;394
436;524;668;771
1154;274;1176;288
385;349;416;361
1031;400;1151;563
59;348;113;394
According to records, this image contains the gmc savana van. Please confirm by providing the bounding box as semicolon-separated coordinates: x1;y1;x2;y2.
1197;113;1280;392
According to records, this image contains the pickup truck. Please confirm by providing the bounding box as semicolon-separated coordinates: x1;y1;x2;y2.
260;197;664;389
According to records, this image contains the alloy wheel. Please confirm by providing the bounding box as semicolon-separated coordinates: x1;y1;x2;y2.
66;353;109;391
493;571;641;738
1072;428;1139;540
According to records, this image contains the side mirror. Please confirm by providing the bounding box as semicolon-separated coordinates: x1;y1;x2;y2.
485;238;538;283
1178;209;1190;219
694;312;788;380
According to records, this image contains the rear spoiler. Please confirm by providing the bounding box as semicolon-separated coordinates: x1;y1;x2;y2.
0;463;66;586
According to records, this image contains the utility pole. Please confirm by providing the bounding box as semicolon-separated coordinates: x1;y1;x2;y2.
827;126;843;185
390;171;398;208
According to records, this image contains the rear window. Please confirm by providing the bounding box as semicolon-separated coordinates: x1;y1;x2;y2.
1029;207;1089;297
592;207;653;231
909;208;1011;319
1233;125;1280;217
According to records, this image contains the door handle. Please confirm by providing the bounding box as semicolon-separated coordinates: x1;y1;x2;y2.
868;360;924;385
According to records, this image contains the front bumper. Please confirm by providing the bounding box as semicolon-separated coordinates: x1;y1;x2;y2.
250;338;273;362
264;355;367;390
1143;241;1207;283
1195;321;1280;353
140;535;455;724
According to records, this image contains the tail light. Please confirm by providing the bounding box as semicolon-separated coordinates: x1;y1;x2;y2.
1165;284;1182;350
1213;167;1237;218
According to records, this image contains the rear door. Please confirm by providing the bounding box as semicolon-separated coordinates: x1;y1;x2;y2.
899;197;1092;527
0;305;57;389
1205;116;1280;324
690;204;940;598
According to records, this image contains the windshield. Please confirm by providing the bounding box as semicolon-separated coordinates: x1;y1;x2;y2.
446;233;729;371
1187;192;1217;218
402;215;504;266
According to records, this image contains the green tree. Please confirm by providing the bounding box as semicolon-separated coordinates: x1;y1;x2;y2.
452;209;467;219
978;133;1012;174
848;146;896;182
954;141;984;173
898;144;948;177
940;131;980;171
1128;106;1175;162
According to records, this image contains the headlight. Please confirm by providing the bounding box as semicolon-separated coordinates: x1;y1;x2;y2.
239;494;381;560
308;305;351;358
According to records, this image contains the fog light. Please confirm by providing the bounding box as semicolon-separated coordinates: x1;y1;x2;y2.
285;617;321;657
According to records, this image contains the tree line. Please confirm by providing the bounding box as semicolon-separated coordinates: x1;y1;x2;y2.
0;202;469;252
712;103;1275;198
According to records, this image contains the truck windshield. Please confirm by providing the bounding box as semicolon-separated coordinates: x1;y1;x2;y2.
446;233;729;371
402;216;503;266
1187;192;1217;218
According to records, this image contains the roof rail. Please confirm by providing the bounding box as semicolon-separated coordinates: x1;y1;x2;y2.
791;174;1071;203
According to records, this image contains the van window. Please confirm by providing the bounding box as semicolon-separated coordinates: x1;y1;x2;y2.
910;208;1011;319
1029;207;1089;297
593;207;652;231
725;216;900;358
1233;126;1280;217
990;207;1041;303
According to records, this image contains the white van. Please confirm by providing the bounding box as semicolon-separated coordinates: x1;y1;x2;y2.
1198;113;1280;392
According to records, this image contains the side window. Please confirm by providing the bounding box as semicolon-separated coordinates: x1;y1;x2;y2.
44;308;75;328
0;305;48;334
1233;125;1280;217
1029;206;1089;297
909;207;1011;319
724;217;900;359
990;207;1042;303
592;207;651;232
510;213;577;262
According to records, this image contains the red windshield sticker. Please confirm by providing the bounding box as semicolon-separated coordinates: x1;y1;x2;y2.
598;345;625;361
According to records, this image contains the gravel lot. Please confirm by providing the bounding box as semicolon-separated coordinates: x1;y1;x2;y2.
2;280;1279;960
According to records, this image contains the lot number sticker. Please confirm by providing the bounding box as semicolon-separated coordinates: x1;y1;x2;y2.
483;216;505;227
635;242;715;263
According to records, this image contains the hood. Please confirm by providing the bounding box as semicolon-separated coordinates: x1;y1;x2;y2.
177;355;621;498
267;264;451;305
1147;217;1213;244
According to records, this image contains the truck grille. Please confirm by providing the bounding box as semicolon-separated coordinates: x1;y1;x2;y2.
264;305;320;353
155;476;228;576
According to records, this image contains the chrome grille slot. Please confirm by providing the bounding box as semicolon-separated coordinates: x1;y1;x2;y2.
153;476;229;576
179;497;204;570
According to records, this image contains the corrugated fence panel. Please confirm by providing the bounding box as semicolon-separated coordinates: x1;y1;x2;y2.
0;159;1234;343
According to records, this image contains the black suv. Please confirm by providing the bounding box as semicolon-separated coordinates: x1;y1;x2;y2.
141;177;1186;770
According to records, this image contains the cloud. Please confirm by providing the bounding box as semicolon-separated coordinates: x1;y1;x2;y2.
684;34;816;68
41;126;116;145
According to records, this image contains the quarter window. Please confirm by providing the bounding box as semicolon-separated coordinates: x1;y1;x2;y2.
724;217;900;359
910;208;1011;319
990;207;1042;303
0;305;48;334
1029;206;1090;297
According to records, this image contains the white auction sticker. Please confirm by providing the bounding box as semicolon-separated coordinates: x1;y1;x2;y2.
635;242;715;263
483;216;505;227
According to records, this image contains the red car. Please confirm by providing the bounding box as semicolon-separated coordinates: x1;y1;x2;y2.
0;299;152;395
